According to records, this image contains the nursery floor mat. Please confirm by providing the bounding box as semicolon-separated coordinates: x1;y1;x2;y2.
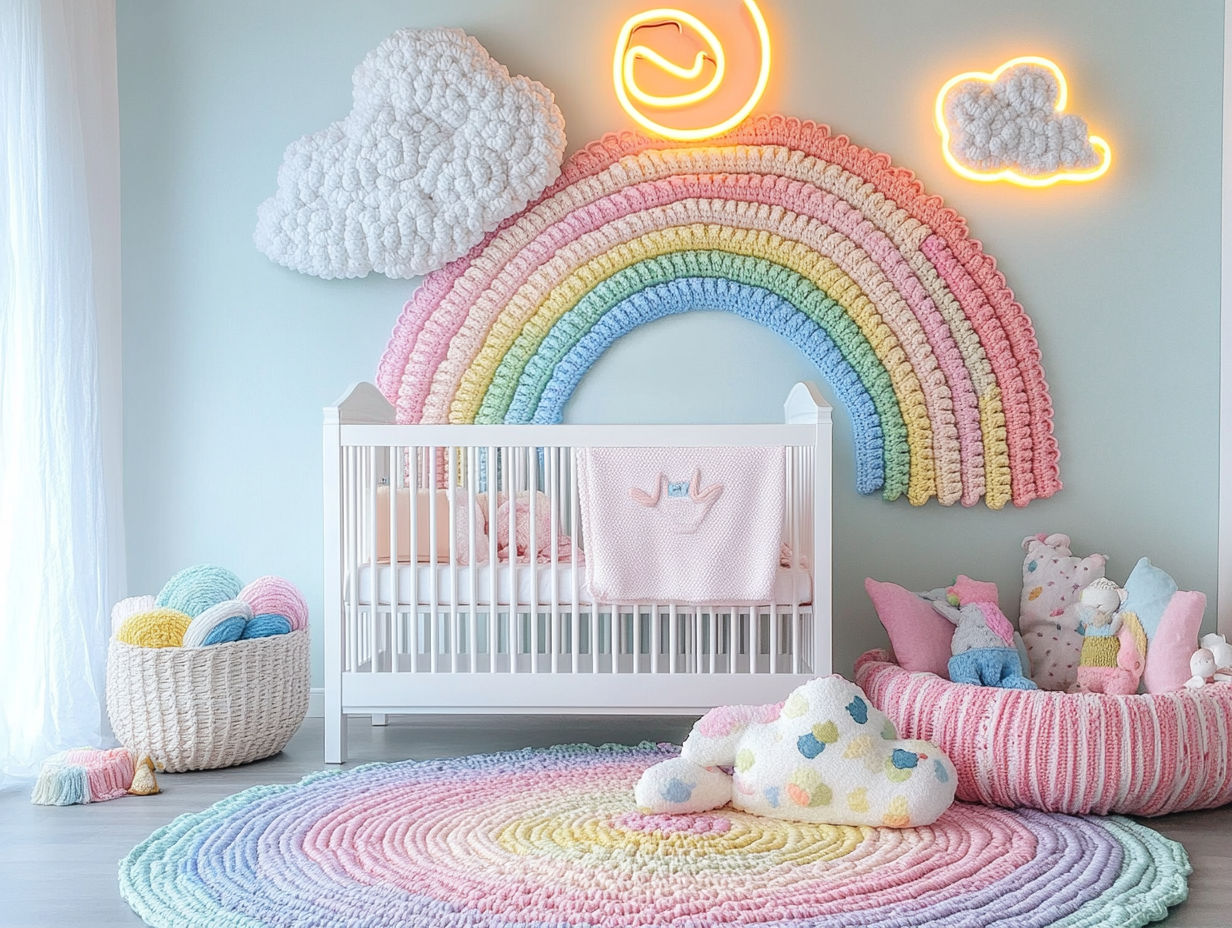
119;742;1189;928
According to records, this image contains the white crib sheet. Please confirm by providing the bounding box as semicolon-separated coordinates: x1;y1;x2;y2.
350;563;811;607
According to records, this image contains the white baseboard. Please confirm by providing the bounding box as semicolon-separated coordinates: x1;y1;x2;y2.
308;687;324;718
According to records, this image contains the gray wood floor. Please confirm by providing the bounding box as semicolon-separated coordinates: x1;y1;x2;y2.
0;715;1228;927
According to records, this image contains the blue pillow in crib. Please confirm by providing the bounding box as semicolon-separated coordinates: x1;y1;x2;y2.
242;614;292;639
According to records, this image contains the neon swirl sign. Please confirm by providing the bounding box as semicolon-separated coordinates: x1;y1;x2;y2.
612;0;771;142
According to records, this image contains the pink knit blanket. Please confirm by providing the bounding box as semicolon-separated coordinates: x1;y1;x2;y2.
575;447;785;603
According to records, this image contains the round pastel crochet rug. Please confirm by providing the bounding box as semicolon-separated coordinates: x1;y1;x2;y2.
119;743;1189;928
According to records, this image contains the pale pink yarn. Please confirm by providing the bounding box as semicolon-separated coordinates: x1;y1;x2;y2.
238;576;309;631
64;747;135;802
855;649;1232;816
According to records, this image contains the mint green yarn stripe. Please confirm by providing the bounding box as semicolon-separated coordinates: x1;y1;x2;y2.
475;249;910;499
1048;817;1190;928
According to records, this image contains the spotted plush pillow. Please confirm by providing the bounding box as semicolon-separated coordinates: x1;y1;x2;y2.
1020;534;1107;691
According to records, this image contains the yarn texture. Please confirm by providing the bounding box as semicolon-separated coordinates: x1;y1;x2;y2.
115;609;193;649
110;595;156;635
942;62;1102;176
238;575;309;631
156;565;242;617
118;742;1189;928
856;648;1232;816
241;614;292;639
377;118;1060;509
254;27;566;279
182;599;254;648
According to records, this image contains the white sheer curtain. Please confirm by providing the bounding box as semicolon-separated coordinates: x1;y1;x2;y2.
0;0;124;783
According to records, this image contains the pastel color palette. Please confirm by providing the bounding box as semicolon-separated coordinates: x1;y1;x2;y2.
119;743;1188;927
378;118;1062;508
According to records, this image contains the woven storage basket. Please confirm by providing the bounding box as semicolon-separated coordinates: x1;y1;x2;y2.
106;629;309;772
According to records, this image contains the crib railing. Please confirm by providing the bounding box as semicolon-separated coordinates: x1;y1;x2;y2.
323;382;832;763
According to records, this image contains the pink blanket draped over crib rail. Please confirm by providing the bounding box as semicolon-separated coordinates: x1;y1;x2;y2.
575;447;785;604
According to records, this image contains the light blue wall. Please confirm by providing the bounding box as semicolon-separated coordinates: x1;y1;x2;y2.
119;0;1224;685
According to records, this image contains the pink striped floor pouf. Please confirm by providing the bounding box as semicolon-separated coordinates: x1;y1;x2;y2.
855;649;1232;816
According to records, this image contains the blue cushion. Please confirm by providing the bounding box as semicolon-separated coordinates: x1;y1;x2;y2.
1122;557;1178;640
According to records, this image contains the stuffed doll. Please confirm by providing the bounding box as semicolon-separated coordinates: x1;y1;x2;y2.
1187;635;1232;688
1073;578;1147;695
932;576;1037;689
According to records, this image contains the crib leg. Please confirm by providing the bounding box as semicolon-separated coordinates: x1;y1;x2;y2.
371;713;388;726
325;704;348;765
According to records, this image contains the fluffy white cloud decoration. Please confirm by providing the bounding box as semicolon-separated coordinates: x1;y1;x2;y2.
942;61;1102;178
254;28;566;279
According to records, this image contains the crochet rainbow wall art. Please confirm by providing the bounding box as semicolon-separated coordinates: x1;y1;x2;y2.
377;117;1061;509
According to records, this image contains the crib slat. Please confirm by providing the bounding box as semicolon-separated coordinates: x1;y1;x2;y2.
449;445;459;675
570;450;580;675
669;603;678;675
488;446;498;674
468;446;478;674
408;447;419;674
790;447;800;675
388;445;401;675
508;446;518;674
529;446;539;674
345;447;357;674
429;447;438;675
549;446;559;675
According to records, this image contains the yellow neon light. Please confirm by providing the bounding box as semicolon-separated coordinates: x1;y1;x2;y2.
613;0;771;142
935;56;1111;187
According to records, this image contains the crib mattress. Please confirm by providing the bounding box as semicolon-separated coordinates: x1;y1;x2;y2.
350;563;811;607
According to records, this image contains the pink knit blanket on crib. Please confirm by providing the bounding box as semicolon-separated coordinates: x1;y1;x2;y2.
575;447;785;604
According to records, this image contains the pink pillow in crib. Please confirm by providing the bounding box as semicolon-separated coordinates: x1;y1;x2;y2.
865;578;954;678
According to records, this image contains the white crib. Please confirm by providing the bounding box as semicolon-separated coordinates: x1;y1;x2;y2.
322;382;832;764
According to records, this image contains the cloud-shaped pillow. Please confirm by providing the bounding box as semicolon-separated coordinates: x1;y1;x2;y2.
254;28;566;279
940;59;1106;181
635;676;956;827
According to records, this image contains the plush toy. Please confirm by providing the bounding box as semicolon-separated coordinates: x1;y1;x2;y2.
1073;578;1147;695
128;755;162;796
1185;649;1219;689
1019;534;1108;692
634;676;957;828
1200;633;1232;681
932;576;1037;689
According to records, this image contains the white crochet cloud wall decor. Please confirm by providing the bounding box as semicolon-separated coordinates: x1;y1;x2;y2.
935;56;1111;187
254;27;567;279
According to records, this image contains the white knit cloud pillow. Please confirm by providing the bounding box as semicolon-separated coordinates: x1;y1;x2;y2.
942;61;1101;177
254;27;566;279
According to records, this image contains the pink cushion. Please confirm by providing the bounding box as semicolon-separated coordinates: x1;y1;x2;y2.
856;649;1232;816
864;578;953;678
1142;590;1207;693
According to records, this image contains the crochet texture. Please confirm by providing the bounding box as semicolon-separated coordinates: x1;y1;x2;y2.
377;118;1060;508
118;742;1189;928
942;61;1102;176
254;27;566;279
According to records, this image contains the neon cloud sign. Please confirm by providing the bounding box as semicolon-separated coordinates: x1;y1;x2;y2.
935;56;1112;187
612;0;771;142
